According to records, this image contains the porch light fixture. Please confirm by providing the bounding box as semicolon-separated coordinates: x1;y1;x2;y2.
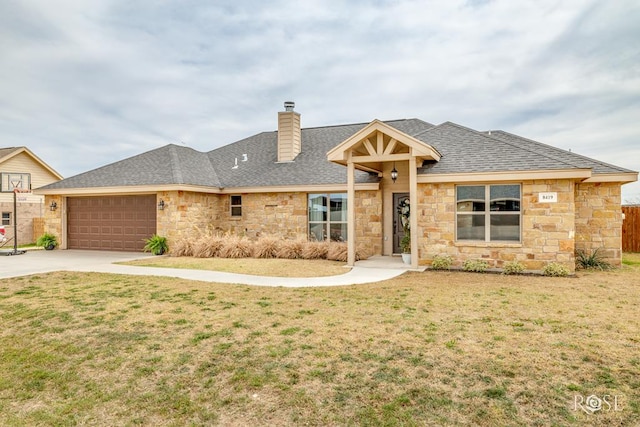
158;199;165;210
49;201;57;211
391;163;398;183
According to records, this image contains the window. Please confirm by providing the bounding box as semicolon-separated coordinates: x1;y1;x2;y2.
1;173;31;192
456;184;521;242
2;212;11;226
308;193;347;241
230;195;242;217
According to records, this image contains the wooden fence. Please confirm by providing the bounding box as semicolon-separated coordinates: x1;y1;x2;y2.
622;206;640;252
33;217;45;242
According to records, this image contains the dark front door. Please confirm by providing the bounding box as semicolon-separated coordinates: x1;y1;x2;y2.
393;193;409;254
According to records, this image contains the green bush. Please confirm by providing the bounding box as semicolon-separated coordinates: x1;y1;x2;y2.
431;255;453;270
502;261;525;275
463;259;489;273
36;233;58;250
143;234;168;255
575;248;612;270
542;262;570;277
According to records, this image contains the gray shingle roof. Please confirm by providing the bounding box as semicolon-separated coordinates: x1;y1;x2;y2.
39;117;633;191
483;130;633;174
41;144;220;190
0;147;21;160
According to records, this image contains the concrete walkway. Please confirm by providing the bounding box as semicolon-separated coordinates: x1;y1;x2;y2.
0;250;409;287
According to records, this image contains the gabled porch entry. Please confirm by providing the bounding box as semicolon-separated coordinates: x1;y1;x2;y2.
327;120;440;268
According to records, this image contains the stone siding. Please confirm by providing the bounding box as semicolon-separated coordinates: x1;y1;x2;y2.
419;180;577;272
156;191;220;242
161;190;383;258
218;192;308;239
575;182;622;266
43;195;63;247
355;190;383;258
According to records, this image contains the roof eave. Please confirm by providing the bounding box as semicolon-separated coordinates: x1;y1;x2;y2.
417;168;594;183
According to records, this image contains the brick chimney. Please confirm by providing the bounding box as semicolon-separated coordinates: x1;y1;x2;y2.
277;101;301;162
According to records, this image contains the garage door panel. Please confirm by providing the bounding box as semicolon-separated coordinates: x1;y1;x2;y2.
68;195;156;251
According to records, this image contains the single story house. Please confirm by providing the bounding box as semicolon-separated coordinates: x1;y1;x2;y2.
36;102;637;272
1;147;63;245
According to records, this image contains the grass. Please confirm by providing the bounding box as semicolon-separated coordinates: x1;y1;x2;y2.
121;257;349;277
0;258;638;425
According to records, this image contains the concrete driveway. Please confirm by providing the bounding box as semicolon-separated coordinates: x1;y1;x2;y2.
0;249;154;279
0;249;406;287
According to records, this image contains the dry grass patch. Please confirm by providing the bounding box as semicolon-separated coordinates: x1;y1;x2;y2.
0;257;638;426
122;257;348;277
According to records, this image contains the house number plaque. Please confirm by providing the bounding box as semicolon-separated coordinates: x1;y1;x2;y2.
538;192;558;203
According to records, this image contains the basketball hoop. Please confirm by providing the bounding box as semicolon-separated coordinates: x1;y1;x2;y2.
0;188;31;255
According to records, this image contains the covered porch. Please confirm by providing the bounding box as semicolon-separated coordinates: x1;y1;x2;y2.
327;120;440;269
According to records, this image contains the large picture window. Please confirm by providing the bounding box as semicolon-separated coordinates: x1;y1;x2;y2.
456;184;521;242
308;193;347;241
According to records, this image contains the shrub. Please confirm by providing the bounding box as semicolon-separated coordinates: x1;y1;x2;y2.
502;261;525;275
575;248;612;270
463;259;489;273
219;235;253;258
327;242;348;262
543;262;571;277
143;234;168;255
192;234;224;258
302;241;329;260
276;239;305;259
36;233;58;250
253;235;281;259
431;255;453;270
169;236;193;257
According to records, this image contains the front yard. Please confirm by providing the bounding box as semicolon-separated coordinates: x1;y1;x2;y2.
1;255;639;426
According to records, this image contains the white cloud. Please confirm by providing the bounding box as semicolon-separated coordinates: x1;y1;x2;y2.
0;0;638;198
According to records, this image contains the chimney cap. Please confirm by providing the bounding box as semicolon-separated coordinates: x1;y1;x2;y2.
284;101;295;112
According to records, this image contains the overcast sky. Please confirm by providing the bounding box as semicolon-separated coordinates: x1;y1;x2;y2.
1;0;639;200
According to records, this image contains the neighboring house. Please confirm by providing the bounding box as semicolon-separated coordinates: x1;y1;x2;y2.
36;103;637;272
0;147;63;245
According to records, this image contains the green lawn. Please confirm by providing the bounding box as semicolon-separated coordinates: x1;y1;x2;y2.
0;258;638;426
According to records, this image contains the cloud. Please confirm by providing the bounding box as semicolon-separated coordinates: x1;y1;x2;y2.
1;0;638;198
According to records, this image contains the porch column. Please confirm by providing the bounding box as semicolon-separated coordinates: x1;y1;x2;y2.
409;154;418;269
347;155;356;266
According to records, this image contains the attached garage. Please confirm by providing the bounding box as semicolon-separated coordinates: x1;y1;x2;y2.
67;195;156;251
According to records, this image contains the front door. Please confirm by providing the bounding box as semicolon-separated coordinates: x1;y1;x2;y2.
393;193;409;254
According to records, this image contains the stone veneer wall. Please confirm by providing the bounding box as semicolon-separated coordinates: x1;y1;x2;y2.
354;190;383;258
156;191;221;242
170;190;384;258
43;195;63;247
418;179;577;272
217;192;308;239
574;182;622;266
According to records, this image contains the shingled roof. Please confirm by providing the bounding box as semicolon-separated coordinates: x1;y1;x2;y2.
39;117;633;192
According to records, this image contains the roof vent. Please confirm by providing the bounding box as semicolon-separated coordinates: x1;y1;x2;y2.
284;101;295;112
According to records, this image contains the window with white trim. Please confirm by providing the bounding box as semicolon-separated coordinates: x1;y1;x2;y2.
230;195;242;217
308;193;347;241
456;184;521;242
